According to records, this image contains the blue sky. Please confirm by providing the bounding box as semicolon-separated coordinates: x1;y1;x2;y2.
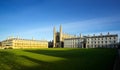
0;0;120;41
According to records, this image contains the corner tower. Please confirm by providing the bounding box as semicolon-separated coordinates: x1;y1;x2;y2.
60;25;62;42
53;26;56;48
60;25;63;47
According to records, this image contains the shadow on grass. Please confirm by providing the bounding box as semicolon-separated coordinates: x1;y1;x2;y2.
0;51;23;70
20;55;70;70
22;48;117;70
0;49;117;70
0;50;72;70
0;50;56;70
23;48;117;60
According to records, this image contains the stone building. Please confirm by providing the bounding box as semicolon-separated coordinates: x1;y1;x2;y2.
53;25;75;48
53;25;118;48
64;33;118;48
1;37;48;49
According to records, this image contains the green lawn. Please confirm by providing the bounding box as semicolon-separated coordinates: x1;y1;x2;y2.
0;48;117;70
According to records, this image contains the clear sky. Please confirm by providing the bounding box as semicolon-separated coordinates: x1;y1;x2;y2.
0;0;120;41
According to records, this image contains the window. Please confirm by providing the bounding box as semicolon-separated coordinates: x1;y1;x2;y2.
101;41;103;43
109;41;111;43
95;38;96;40
105;37;107;40
102;38;103;40
98;45;100;47
105;41;107;43
114;41;116;43
98;38;100;40
91;38;93;40
102;45;104;47
114;37;116;39
105;45;107;47
95;45;96;47
109;37;111;40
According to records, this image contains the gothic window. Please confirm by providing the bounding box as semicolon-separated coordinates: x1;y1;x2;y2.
56;35;60;42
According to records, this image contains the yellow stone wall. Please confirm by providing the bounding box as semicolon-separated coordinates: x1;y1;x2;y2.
2;38;48;49
62;33;75;41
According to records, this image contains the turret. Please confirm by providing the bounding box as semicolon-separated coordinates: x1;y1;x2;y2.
60;25;62;41
60;25;63;47
53;26;56;47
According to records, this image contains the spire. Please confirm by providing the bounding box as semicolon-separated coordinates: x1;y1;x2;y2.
53;26;56;33
53;26;56;48
60;25;62;41
59;25;63;47
60;25;62;33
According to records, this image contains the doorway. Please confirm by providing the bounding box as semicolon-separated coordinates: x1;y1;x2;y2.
83;43;86;48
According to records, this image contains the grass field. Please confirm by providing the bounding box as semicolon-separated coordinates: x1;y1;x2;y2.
0;48;117;70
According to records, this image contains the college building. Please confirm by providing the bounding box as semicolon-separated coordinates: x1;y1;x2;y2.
53;25;75;48
0;25;119;49
53;25;118;48
1;37;48;49
64;33;118;48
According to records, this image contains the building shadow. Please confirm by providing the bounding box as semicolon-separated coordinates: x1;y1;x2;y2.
0;49;117;70
0;50;74;70
0;51;25;70
23;48;116;59
23;48;117;70
19;55;56;70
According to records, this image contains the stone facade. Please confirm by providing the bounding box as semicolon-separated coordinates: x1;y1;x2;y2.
53;25;75;48
1;38;48;49
64;33;118;48
53;26;118;48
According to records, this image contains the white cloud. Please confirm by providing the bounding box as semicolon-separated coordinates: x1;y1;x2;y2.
62;16;120;31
